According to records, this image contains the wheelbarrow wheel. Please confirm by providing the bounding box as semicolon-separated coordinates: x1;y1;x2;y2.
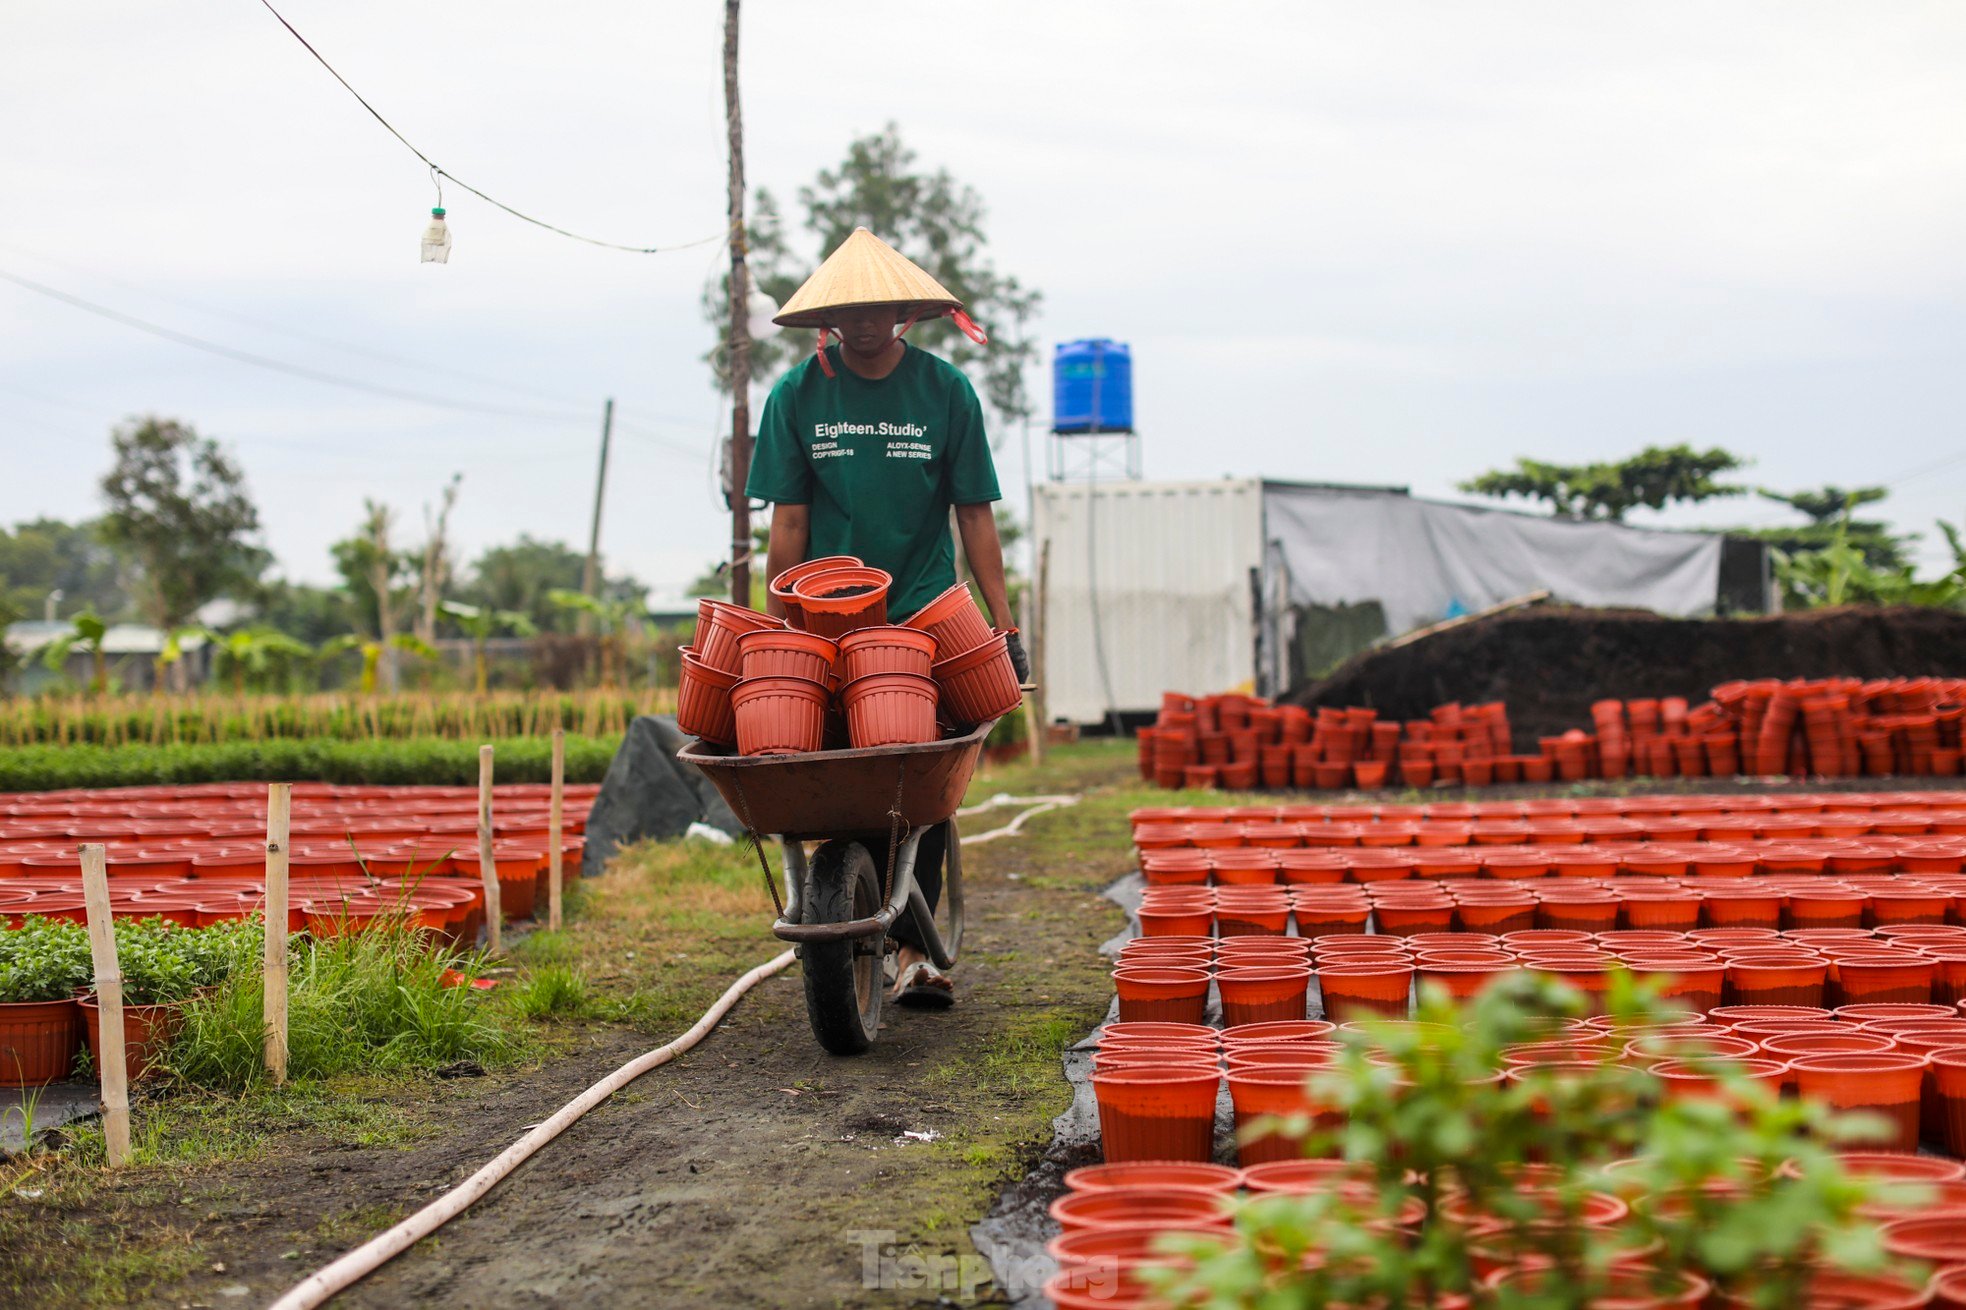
800;839;883;1055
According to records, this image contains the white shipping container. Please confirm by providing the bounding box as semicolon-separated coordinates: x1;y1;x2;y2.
1033;479;1264;725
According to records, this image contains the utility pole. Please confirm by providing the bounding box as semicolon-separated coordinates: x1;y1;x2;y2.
580;397;615;632
723;0;754;609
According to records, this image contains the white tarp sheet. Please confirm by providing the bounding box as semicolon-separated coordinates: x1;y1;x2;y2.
1262;484;1724;634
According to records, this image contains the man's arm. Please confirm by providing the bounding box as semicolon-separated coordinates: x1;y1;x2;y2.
954;503;1013;630
762;503;810;619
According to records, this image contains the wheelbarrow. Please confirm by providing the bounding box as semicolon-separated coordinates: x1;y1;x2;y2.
678;719;993;1055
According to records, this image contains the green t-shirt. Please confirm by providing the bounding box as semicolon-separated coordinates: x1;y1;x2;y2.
746;342;1001;619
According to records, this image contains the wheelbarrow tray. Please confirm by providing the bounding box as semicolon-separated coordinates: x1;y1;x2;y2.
678;720;995;839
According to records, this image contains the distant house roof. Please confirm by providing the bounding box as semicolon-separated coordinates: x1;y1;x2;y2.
3;620;207;657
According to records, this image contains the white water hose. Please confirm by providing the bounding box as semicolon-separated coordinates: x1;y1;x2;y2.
269;792;1078;1309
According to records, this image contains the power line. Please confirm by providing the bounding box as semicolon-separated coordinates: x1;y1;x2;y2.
253;0;723;255
0;266;605;423
0;239;591;409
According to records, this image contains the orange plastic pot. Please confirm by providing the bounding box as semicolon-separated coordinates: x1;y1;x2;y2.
1832;954;1935;1007
767;555;861;628
1316;960;1413;1022
1725;956;1828;1009
691;599;782;673
931;631;1022;726
1933;1050;1966;1157
1226;1067;1323;1165
839;671;939;748
836;625;937;682
1488;1267;1707;1309
1217;966;1310;1027
0;998;82;1087
1881;1213;1966;1268
81;998;182;1082
1111;966;1209;1024
728;675;829;756
1416;961;1518;1000
1062;1161;1241;1194
1090;1069;1222;1163
1102;1020;1217;1045
1789;1052;1927;1151
789;565;892;640
903;581;993;657
676;653;742;744
735;627;838;683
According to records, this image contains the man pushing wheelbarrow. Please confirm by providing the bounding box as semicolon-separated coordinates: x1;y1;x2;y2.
744;228;1028;1013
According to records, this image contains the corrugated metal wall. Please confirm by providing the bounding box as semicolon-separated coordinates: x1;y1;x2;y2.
1034;479;1264;724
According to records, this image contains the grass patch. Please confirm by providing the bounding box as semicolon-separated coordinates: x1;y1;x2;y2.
171;926;524;1091
0;735;620;791
543;835;781;1032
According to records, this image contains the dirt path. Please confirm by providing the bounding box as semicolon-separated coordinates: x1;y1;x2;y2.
31;753;1135;1309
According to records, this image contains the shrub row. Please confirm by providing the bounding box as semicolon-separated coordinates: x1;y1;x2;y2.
0;735;620;791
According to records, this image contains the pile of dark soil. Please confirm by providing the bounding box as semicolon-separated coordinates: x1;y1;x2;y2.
1290;605;1966;749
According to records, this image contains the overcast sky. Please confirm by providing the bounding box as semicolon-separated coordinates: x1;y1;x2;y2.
3;1;1963;598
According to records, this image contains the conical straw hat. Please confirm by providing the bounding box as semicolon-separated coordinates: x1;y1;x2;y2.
773;227;963;329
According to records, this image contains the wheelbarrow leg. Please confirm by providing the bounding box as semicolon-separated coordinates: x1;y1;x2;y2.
899;816;963;972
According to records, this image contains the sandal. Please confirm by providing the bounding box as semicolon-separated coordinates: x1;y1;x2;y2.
890;959;956;1010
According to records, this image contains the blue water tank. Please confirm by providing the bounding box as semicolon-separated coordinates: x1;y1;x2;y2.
1052;339;1134;433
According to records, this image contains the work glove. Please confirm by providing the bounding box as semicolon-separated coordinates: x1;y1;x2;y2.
1004;629;1031;685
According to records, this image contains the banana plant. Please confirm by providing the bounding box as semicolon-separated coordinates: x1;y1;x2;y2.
320;631;439;695
40;611;109;695
546;590;644;687
439;601;538;694
198;627;315;695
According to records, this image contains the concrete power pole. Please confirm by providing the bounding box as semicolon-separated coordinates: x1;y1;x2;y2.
723;0;754;609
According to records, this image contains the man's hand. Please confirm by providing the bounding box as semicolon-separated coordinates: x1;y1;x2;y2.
1004;629;1031;685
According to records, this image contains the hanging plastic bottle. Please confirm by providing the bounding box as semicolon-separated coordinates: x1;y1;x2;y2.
421;207;452;264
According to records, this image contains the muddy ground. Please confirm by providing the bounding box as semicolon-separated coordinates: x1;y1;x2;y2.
1;746;1137;1309
1293;603;1966;746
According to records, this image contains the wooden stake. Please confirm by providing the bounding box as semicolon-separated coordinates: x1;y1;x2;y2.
548;728;565;932
478;745;502;953
263;783;292;1085
78;845;131;1167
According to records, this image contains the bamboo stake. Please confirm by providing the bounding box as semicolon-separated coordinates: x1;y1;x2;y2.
263;783;292;1084
78;845;131;1167
548;728;565;931
478;745;502;952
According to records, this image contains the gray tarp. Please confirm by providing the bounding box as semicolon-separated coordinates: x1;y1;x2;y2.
580;715;742;877
1263;484;1723;634
1258;483;1724;693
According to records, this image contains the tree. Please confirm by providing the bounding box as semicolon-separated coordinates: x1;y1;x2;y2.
1457;444;1747;521
246;577;352;646
547;590;641;687
438;600;537;694
704;124;1043;431
96;419;266;655
329;501;417;693
1759;484;1888;523
1743;484;1907;573
460;535;642;634
0;517;130;623
413;474;463;645
41;611;109;694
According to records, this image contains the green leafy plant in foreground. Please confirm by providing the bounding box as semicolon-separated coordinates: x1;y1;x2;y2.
1150;974;1915;1309
0;916;93;1003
